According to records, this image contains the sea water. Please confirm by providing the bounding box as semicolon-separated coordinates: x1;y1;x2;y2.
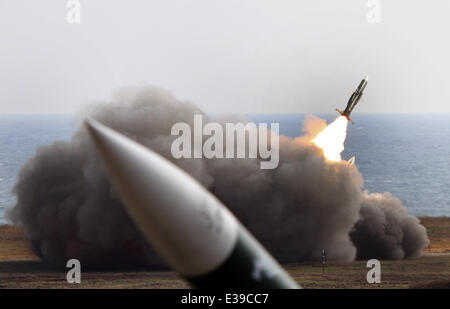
0;114;449;224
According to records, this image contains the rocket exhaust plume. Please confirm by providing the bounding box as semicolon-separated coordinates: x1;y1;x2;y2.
312;116;349;162
7;86;429;268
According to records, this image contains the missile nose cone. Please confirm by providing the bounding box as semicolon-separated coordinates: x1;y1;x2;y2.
85;118;299;288
364;75;369;81
84;118;239;277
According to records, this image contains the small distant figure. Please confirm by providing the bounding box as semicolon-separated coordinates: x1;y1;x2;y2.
321;249;327;275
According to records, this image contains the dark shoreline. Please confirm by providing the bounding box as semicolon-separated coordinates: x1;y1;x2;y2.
0;217;449;289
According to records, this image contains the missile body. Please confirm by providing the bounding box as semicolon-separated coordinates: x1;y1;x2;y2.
85;118;299;288
336;76;368;124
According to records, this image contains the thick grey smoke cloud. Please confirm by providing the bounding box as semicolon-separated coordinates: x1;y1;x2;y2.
350;192;430;260
7;86;429;268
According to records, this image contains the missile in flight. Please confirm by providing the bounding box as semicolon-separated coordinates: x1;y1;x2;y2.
336;76;368;124
85;118;300;289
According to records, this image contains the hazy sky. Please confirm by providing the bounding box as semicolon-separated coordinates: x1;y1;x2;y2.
1;0;450;114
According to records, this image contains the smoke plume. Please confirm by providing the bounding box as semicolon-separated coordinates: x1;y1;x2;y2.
7;86;429;268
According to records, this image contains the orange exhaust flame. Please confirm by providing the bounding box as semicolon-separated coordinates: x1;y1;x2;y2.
312;116;349;162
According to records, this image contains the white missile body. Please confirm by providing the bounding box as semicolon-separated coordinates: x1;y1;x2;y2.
85;118;238;276
85;118;299;288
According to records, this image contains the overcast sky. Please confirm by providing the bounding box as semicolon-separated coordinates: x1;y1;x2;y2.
1;0;449;114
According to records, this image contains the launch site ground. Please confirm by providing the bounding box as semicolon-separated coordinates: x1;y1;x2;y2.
1;217;449;289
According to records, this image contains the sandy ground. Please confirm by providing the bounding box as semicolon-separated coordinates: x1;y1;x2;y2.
0;217;449;289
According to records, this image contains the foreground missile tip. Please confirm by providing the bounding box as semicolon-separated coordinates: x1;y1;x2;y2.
85;118;300;288
84;117;239;276
364;75;369;81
